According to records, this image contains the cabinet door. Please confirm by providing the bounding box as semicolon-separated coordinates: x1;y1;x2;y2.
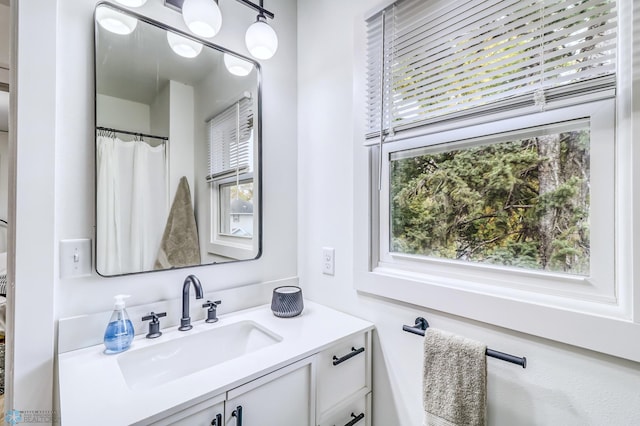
225;360;313;426
151;395;225;426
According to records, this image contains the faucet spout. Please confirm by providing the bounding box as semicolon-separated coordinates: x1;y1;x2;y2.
179;274;204;331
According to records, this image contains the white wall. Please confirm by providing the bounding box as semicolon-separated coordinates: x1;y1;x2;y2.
297;0;640;425
11;0;297;420
96;94;151;133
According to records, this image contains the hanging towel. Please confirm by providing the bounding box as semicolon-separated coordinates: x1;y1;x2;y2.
154;177;201;269
423;328;487;426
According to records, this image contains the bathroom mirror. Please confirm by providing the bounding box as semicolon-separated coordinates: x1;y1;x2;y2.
95;3;261;276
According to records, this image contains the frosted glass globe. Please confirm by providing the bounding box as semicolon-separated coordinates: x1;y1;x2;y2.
181;0;222;38
167;32;203;58
245;19;278;60
96;7;137;35
114;0;147;7
223;53;254;76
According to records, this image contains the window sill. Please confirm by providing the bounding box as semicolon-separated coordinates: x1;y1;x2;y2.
354;268;640;363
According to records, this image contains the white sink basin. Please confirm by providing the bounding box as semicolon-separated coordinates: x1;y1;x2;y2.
118;320;282;390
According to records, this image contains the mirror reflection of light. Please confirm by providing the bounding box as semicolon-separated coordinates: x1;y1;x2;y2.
223;54;254;77
245;17;278;60
182;0;222;38
96;7;138;35
114;0;147;6
167;32;204;59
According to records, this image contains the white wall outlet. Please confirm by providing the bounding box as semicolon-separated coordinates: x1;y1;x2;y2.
322;247;335;276
60;239;92;278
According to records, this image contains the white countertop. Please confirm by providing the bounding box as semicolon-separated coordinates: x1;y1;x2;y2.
58;301;374;425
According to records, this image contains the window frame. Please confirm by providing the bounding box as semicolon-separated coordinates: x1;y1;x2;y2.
375;99;617;314
354;0;640;363
207;173;258;259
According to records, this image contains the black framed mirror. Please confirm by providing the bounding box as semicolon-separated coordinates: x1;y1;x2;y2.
95;3;261;276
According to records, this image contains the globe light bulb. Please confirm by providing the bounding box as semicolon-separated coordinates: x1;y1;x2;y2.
167;32;203;59
223;53;254;76
96;6;138;35
181;0;222;38
245;16;278;60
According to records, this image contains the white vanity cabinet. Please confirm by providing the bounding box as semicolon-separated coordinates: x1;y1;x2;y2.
58;302;374;426
147;332;371;426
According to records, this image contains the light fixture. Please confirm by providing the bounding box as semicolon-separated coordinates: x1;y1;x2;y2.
164;0;277;59
223;53;254;76
245;13;278;60
114;0;148;7
167;32;204;58
181;0;222;38
96;6;138;35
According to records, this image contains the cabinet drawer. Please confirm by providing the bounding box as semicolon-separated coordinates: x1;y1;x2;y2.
316;334;367;414
318;393;369;426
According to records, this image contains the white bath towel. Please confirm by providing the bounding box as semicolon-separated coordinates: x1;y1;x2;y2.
423;328;487;426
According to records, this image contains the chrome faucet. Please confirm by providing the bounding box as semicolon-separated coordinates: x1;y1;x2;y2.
179;274;204;331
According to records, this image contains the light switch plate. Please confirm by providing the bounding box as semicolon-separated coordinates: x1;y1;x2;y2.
60;239;92;278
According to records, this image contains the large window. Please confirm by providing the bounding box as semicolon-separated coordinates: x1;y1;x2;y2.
364;0;619;311
390;120;590;276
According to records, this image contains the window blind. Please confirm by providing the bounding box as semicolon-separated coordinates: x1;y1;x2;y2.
207;96;254;180
365;0;617;140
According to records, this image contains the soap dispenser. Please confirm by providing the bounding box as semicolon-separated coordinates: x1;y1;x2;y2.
103;294;135;354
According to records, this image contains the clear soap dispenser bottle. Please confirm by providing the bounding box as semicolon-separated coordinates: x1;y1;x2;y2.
103;294;135;354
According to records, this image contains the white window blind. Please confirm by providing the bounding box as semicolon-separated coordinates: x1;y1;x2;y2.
365;0;617;139
207;96;254;180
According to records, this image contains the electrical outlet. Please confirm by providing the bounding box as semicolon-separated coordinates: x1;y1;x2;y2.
322;247;335;276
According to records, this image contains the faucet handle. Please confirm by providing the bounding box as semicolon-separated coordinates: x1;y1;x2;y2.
202;300;222;323
142;311;166;339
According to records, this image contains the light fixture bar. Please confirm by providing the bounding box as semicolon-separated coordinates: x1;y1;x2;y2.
164;0;274;19
234;0;274;19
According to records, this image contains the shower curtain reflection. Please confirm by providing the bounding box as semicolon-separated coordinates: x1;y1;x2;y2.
96;135;168;275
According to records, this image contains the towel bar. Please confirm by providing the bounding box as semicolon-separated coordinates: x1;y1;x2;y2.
403;317;527;368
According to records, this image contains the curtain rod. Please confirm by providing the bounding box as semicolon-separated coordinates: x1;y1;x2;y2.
403;317;527;368
97;126;169;141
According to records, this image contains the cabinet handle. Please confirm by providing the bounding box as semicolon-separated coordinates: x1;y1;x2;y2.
210;413;222;425
332;347;365;366
232;405;243;426
341;412;365;426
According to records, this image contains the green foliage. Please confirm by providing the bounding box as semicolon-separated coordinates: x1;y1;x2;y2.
391;130;590;275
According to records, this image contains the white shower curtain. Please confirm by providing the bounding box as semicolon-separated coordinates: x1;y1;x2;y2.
97;135;168;275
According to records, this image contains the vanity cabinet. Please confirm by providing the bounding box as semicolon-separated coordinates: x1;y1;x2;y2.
147;331;371;426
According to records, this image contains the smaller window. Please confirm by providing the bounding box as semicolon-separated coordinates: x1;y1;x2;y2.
219;180;254;238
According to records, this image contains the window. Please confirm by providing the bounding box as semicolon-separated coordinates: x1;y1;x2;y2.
390;120;591;276
363;0;620;314
206;96;257;258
